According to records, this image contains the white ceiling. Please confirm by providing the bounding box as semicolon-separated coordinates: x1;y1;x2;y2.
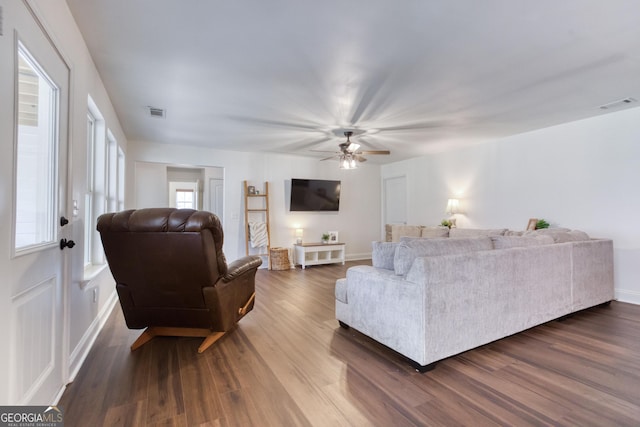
65;0;640;164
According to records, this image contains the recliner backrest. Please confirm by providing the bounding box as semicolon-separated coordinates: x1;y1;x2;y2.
97;208;228;310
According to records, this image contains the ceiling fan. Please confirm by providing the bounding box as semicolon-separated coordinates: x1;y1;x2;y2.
314;131;390;169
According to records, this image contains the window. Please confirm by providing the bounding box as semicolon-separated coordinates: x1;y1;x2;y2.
117;146;125;211
169;181;198;209
84;96;125;270
85;97;105;266
14;43;58;251
84;111;96;265
175;189;195;209
106;131;118;213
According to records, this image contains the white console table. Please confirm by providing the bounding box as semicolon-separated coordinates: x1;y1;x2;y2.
294;242;345;269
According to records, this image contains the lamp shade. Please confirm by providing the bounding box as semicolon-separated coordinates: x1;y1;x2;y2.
295;228;303;243
445;198;460;215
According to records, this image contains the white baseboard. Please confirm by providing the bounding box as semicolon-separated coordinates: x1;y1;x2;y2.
345;252;372;261
67;291;118;383
615;288;640;305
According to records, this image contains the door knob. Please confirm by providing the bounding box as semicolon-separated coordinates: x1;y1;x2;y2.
60;216;69;226
60;239;75;250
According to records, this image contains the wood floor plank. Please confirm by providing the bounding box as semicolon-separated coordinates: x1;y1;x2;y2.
175;340;225;426
145;339;185;425
59;261;640;426
103;400;147;427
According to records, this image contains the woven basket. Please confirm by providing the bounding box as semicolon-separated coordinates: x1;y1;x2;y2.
270;247;290;270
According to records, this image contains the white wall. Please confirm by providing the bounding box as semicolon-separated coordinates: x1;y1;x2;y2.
127;141;381;262
382;106;640;304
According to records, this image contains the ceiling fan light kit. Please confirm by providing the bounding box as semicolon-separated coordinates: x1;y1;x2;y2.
329;131;391;169
339;154;358;169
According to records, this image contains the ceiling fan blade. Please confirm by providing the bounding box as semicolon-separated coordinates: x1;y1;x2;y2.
347;142;360;152
310;149;340;153
360;150;391;155
355;155;368;163
319;155;339;161
356;137;379;149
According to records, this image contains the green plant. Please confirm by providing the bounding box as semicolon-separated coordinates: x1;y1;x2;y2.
441;219;452;228
536;219;550;229
321;233;330;241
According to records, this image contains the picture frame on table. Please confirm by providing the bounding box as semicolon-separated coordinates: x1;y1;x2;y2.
328;231;339;243
526;218;538;231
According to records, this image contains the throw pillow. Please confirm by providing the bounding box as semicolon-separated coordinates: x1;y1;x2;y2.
449;228;508;238
393;236;493;276
552;230;591;243
524;228;571;236
371;241;398;270
491;235;554;249
421;226;450;238
391;225;423;242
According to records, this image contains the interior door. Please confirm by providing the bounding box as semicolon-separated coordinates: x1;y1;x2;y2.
383;175;407;226
208;178;224;221
0;0;71;405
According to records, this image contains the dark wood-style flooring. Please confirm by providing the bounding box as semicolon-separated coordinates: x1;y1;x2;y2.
59;261;640;426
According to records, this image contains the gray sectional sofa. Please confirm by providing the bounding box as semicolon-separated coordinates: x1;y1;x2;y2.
335;228;614;371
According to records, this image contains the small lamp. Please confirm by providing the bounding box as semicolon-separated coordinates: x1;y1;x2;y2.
445;198;460;215
295;228;303;244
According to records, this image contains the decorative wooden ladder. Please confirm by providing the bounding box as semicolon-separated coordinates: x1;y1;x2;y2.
243;181;271;269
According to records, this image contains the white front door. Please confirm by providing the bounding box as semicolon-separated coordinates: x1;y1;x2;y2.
0;0;71;405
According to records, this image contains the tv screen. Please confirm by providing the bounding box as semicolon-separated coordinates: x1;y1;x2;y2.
290;179;341;211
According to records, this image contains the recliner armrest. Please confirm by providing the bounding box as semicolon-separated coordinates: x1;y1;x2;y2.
222;256;263;282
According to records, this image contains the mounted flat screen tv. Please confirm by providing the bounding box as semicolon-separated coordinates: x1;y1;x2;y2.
290;178;341;212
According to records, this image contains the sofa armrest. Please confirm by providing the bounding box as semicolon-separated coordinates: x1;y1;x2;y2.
341;265;426;363
222;256;263;282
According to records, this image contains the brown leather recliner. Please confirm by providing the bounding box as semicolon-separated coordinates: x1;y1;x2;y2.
97;208;262;353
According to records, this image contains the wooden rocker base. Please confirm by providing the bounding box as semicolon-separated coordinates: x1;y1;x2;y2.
238;292;256;316
130;327;225;353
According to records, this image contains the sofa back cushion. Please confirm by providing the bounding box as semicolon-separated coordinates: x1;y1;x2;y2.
449;228;507;238
394;236;493;276
390;225;423;242
421;226;450;238
524;228;590;243
551;230;591;243
525;227;571;235
491;235;554;249
371;241;399;270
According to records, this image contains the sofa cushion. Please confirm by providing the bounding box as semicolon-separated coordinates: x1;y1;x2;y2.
385;224;393;242
449;228;507;238
394;236;493;276
524;228;571;236
491;235;554;249
552;230;591;243
371;241;398;270
391;225;423;242
523;228;589;243
421;226;450;238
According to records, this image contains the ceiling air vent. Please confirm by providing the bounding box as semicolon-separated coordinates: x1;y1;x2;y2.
147;106;166;118
598;97;636;110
